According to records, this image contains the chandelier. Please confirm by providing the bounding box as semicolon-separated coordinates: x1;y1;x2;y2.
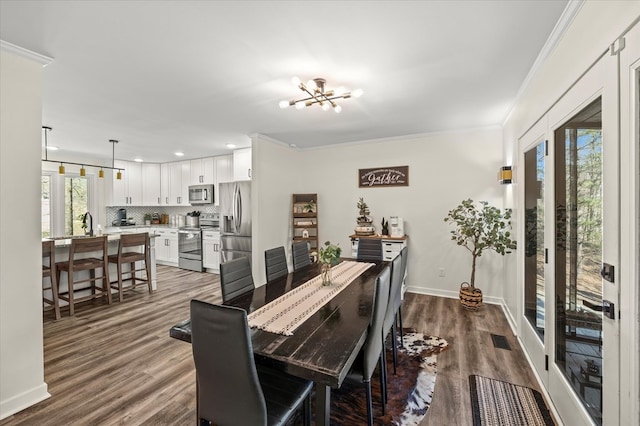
279;77;362;113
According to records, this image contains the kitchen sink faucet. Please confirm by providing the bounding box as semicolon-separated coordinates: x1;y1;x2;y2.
82;212;93;236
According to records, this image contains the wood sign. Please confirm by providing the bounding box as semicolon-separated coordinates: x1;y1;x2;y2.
358;166;409;188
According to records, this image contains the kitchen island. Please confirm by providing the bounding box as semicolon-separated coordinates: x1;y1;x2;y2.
45;233;159;298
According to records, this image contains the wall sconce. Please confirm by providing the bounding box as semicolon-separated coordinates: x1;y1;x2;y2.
498;166;513;184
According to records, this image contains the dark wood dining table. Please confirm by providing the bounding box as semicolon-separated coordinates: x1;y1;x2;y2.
169;259;388;425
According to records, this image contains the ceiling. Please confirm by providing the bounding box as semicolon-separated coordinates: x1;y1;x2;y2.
0;0;569;163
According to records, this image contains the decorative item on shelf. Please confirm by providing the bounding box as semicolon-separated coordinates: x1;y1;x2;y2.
354;197;375;236
381;217;389;236
444;199;516;310
498;166;513;184
318;241;341;286
303;200;316;213
279;77;363;113
302;229;309;239
144;214;152;225
152;212;161;224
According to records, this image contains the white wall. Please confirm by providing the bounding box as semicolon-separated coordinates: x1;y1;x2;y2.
0;50;50;418
254;128;509;300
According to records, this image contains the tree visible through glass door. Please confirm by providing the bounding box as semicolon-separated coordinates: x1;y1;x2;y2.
554;97;603;424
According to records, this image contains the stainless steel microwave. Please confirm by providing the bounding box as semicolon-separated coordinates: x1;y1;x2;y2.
188;184;214;205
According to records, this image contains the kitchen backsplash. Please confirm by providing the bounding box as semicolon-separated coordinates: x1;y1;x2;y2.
106;205;218;226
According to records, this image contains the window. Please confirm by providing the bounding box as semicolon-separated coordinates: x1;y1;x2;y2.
41;175;51;238
42;172;94;237
64;176;89;236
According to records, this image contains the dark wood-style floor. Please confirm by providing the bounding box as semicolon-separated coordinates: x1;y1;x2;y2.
1;265;546;425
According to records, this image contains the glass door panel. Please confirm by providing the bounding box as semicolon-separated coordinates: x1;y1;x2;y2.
524;141;545;339
554;97;603;425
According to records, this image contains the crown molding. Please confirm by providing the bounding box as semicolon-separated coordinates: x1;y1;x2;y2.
502;0;585;126
0;40;53;66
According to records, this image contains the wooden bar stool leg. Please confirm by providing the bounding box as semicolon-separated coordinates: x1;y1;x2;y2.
67;270;75;316
117;262;124;302
145;257;152;293
104;265;112;305
50;269;61;320
129;262;136;289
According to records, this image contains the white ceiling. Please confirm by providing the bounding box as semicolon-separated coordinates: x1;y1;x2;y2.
0;0;569;163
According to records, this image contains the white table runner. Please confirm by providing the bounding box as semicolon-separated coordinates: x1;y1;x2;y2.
248;261;374;336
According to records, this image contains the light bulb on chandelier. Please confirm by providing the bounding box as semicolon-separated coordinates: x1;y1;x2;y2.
279;77;362;113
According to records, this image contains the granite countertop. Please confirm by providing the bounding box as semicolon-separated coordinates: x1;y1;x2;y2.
44;232;159;248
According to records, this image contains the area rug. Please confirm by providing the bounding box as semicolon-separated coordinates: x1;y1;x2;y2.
328;331;449;425
469;375;555;426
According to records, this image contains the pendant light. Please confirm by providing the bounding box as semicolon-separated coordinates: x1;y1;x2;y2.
41;127;125;178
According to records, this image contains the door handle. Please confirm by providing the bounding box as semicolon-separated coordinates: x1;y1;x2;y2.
583;299;616;319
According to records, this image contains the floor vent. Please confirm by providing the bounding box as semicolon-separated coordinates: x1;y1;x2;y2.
491;334;512;350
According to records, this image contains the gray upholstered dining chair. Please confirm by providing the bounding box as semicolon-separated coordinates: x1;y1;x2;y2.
356;238;383;261
190;299;313;426
395;246;408;345
382;253;404;375
292;241;311;271
220;257;254;303
264;246;288;282
344;265;391;425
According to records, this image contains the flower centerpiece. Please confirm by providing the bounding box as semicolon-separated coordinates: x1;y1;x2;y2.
318;241;341;286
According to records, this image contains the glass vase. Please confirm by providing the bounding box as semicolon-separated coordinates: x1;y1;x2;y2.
321;263;332;286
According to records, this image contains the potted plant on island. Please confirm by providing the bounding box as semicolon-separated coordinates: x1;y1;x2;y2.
318;241;341;286
444;199;516;310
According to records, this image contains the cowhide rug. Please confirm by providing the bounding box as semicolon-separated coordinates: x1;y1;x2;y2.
328;330;449;425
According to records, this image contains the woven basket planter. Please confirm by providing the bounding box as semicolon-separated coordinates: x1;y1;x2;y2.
459;282;483;311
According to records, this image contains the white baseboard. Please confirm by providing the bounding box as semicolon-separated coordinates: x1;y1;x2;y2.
406;286;505;306
0;383;50;420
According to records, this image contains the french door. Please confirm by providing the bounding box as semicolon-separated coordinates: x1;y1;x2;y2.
518;43;626;425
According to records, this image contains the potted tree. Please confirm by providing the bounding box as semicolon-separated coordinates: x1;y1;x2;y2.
444;199;516;310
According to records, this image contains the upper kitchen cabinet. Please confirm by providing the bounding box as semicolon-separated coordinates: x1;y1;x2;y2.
111;160;142;206
190;157;214;185
142;163;161;206
161;161;190;205
214;155;232;204
233;148;251;181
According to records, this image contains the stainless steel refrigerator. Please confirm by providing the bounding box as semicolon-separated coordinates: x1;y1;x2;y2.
220;181;252;264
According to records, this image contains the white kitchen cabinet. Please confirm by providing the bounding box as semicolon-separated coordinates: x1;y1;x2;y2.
233;148;252;181
163;161;190;206
202;230;221;272
190;157;215;185
154;228;179;266
111;160;142;205
142;163;161;206
213;154;232;205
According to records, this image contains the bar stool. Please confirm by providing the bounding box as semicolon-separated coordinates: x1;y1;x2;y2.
56;236;112;316
42;240;61;320
108;232;152;302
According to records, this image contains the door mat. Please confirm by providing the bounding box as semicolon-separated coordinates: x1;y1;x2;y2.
469;375;555;426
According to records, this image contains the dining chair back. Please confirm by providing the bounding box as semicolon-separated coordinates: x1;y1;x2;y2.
346;265;391;425
357;238;383;261
292;241;311;271
220;256;254;303
264;246;288;282
382;254;404;375
395;246;408;342
190;300;313;426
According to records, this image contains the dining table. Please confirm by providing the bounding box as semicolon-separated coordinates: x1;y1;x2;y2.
169;258;389;425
